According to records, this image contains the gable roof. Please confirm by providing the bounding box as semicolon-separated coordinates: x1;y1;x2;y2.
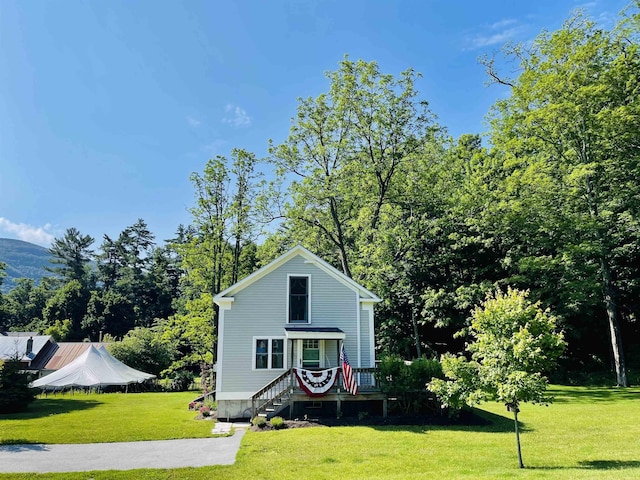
213;245;381;304
0;334;54;364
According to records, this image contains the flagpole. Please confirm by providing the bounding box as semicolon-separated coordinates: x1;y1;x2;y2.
338;340;342;393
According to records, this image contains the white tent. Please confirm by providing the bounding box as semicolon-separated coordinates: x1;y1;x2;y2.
31;344;155;390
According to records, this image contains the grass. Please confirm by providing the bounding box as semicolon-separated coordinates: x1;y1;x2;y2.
0;391;213;444
1;385;639;479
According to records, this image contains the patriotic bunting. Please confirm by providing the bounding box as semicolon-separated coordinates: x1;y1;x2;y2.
294;367;339;397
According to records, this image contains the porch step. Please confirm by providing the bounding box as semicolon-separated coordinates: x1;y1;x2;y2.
250;369;293;419
256;394;290;419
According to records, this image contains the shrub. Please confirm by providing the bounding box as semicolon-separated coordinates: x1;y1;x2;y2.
108;327;174;377
199;405;211;417
0;358;37;414
411;357;444;386
252;416;267;428
376;355;444;414
270;416;286;429
168;370;194;391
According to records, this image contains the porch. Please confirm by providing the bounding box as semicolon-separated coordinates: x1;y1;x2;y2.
251;367;387;419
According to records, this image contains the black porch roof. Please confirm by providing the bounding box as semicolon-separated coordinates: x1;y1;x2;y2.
284;326;345;340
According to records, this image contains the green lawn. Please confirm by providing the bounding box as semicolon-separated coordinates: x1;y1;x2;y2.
0;391;213;444
1;386;639;479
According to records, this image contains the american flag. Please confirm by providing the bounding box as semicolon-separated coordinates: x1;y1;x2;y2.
340;343;358;396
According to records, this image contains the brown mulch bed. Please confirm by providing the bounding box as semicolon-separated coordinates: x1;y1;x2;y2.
250;410;488;432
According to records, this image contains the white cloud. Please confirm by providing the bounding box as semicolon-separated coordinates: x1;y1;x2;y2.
469;28;522;48
574;2;598;10
0;218;56;246
186;115;201;127
222;104;252;127
489;19;518;30
465;18;525;50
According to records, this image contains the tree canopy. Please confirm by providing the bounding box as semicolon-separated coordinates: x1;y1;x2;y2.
484;7;640;386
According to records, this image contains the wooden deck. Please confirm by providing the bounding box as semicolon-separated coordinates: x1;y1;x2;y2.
252;367;387;418
289;390;389;417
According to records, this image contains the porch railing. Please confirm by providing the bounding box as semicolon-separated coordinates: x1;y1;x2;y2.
351;367;378;391
290;367;379;393
250;367;381;418
251;369;294;418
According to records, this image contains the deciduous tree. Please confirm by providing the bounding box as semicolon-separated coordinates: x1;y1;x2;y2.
270;57;437;278
429;288;565;468
108;327;174;377
484;7;640;386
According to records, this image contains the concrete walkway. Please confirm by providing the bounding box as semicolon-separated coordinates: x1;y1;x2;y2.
0;424;249;473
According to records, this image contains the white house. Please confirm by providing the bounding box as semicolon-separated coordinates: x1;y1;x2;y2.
213;245;381;419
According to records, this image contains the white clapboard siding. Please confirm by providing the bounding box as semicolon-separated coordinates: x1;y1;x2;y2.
221;254;361;394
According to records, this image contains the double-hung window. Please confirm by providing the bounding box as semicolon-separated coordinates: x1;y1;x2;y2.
254;337;285;370
288;275;310;323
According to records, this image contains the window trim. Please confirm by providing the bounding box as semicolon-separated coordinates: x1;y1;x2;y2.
252;336;287;371
286;274;311;324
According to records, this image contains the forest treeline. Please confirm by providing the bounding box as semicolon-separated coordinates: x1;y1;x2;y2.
1;7;638;386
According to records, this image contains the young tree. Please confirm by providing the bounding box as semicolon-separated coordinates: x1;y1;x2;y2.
229;148;261;284
164;153;261;377
157;294;215;375
0;356;37;413
429;288;565;468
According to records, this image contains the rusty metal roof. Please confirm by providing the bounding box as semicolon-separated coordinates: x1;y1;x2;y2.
43;343;108;371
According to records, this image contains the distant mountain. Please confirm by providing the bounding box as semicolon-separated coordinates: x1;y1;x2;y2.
0;238;54;293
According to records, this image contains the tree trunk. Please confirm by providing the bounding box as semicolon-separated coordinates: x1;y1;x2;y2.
232;238;240;285
585;175;628;387
513;408;524;469
601;256;628;387
337;242;352;279
411;308;421;358
329;197;352;278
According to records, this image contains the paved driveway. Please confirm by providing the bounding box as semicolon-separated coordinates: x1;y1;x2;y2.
0;430;245;473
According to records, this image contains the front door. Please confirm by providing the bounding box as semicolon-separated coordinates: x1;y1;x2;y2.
299;339;323;368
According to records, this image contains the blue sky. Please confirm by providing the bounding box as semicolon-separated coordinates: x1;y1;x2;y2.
0;0;629;248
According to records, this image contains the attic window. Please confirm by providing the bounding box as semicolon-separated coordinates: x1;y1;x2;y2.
288;275;310;323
